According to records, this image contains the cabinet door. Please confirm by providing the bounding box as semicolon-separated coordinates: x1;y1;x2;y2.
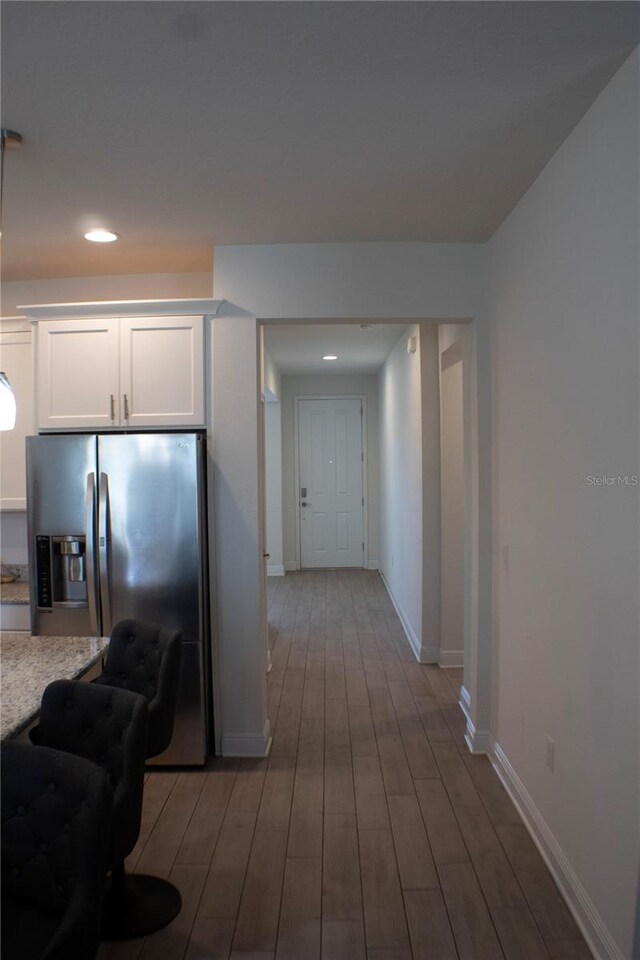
120;316;204;427
37;319;120;429
0;328;34;509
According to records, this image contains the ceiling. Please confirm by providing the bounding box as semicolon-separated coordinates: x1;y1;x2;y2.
265;323;407;376
2;2;638;281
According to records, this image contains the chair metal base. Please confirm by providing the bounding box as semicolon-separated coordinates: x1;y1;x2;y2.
101;864;182;940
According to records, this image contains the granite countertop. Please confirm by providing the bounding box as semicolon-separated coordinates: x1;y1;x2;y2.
0;581;30;605
0;633;109;739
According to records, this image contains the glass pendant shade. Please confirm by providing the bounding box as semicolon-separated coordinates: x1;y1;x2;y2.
0;372;17;430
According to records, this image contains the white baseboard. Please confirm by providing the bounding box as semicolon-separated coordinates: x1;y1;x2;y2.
439;648;463;667
459;685;471;722
463;715;492;754
221;719;272;758
367;560;380;571
267;563;285;576
379;570;438;663
379;569;420;658
284;560;299;572
460;688;492;754
491;741;625;960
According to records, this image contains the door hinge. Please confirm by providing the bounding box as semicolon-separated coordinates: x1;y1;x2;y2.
361;452;364;462
362;542;365;551
362;497;364;506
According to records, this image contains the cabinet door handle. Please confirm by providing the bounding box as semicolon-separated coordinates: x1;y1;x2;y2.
110;394;115;420
123;394;129;420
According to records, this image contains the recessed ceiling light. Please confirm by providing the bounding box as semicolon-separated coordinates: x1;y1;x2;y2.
84;229;119;243
323;355;338;361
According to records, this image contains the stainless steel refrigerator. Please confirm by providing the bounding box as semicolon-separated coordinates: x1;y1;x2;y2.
26;432;211;765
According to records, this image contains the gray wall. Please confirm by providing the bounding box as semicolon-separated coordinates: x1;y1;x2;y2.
488;50;639;958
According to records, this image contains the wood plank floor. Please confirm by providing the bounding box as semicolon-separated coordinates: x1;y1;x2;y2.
99;570;592;960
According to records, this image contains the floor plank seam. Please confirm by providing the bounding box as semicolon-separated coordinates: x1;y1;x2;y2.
461;754;560;958
188;764;241;953
271;606;310;959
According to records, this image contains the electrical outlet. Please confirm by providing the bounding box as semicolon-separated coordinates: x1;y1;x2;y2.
546;737;555;772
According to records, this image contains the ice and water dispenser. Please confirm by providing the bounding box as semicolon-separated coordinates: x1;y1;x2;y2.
35;535;88;608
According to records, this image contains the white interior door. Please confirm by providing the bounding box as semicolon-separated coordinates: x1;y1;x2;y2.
298;397;364;568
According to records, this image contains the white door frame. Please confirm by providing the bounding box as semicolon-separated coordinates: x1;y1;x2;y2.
257;326;272;674
439;338;466;669
294;394;368;570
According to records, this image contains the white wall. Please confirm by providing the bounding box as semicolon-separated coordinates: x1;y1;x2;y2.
264;401;284;576
377;323;441;662
0;512;28;565
379;325;424;651
439;348;464;667
280;373;380;570
210;303;269;756
488;50;639;960
214;242;486;320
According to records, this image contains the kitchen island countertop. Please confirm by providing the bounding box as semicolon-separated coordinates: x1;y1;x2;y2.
1;633;109;739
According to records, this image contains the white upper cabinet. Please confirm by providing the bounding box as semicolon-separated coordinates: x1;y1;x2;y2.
120;316;204;427
37;318;120;429
36;315;205;430
0;321;35;509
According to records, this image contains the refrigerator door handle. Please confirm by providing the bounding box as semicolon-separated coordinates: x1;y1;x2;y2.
98;471;112;635
85;472;99;635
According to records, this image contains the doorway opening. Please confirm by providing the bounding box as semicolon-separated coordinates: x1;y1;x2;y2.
258;319;477;709
260;321;401;576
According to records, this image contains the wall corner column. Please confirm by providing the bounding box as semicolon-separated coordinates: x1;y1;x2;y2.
208;303;270;757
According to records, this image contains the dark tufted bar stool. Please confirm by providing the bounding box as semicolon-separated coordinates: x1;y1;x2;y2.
94;618;182;759
2;739;112;960
92;618;184;938
29;679;150;942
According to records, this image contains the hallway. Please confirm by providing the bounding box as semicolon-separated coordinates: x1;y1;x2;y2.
100;570;592;960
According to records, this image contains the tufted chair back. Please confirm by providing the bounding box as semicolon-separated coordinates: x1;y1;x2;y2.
95;618;182;759
30;679;148;865
1;740;112;960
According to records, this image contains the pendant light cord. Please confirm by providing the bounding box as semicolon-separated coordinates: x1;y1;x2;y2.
0;129;23;430
0;128;23;239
